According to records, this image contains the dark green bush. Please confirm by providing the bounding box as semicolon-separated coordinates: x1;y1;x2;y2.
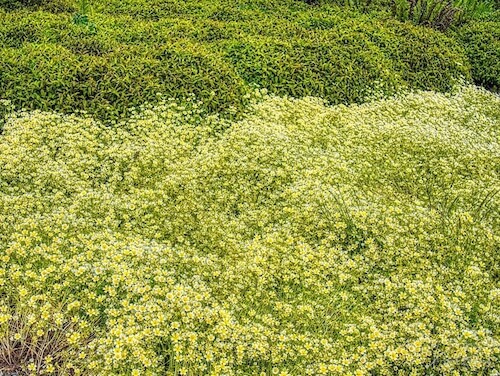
0;41;247;120
0;0;73;11
453;21;500;91
0;11;68;48
219;35;403;104
363;19;471;91
0;4;472;120
304;16;471;91
0;0;42;9
218;19;470;104
302;17;471;92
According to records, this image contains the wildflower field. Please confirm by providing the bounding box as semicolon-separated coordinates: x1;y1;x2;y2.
0;86;499;375
1;0;500;375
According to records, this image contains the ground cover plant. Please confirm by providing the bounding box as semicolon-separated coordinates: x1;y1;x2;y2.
0;86;499;375
453;20;500;92
1;0;499;374
0;0;473;121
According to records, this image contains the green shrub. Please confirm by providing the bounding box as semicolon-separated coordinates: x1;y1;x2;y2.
0;41;247;120
219;35;403;105
0;0;73;11
0;0;42;9
299;16;471;92
0;10;68;48
218;19;470;104
303;16;471;91
364;19;471;91
453;21;500;91
0;5;472;119
315;0;494;29
282;13;470;92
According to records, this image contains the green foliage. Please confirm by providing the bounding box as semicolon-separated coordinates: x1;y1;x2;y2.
364;19;471;91
0;39;247;120
218;19;470;104
316;0;495;29
454;0;495;22
220;35;403;105
0;0;43;9
453;21;500;91
0;1;472;120
73;0;95;31
392;0;459;30
0;0;73;11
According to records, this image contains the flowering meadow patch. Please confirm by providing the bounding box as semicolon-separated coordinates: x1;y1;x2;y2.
0;86;499;375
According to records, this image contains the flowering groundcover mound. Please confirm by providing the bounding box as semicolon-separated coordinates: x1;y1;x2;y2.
0;86;499;375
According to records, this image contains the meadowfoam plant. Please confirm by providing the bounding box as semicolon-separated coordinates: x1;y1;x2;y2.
0;86;499;375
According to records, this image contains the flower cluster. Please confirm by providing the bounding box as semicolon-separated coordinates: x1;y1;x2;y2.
0;86;499;375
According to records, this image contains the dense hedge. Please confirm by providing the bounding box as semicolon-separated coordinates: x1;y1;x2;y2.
454;21;500;92
357;20;471;92
219;18;470;104
0;5;472;120
0;39;247;119
0;0;73;12
300;14;472;90
0;0;42;9
220;36;403;104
